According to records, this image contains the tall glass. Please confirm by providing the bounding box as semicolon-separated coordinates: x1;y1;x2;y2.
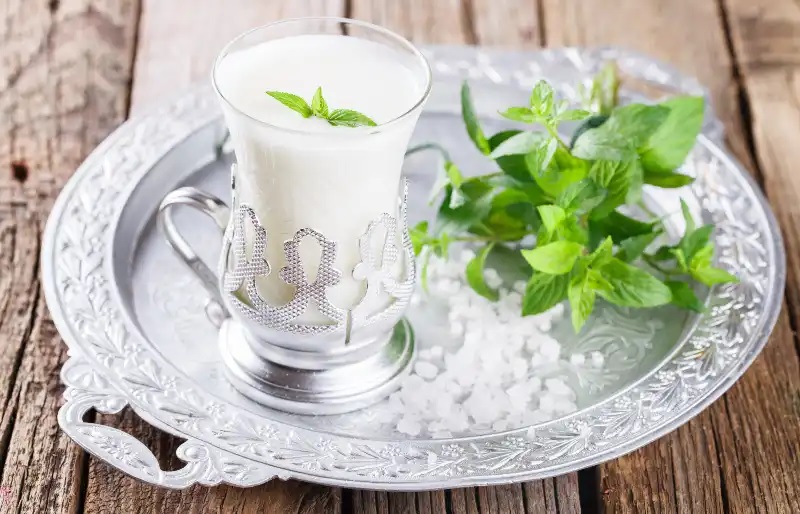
211;18;431;324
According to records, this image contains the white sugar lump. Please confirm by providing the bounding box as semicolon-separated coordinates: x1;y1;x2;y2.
529;376;542;393
414;361;439;379
377;250;589;437
539;394;556;412
570;353;586;366
545;378;572;396
449;321;464;336
511;358;528;380
540;336;561;361
397;417;421;436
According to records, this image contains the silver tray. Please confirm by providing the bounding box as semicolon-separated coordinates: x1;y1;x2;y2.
44;46;784;490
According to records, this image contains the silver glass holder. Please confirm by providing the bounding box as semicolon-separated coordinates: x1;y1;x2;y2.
157;168;416;414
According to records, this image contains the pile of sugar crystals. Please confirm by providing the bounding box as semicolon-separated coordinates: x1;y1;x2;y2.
378;250;605;438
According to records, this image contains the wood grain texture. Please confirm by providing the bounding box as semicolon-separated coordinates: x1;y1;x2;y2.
0;0;141;513
540;0;800;512
352;0;474;44
83;2;347;513
130;0;343;113
702;7;800;506
470;0;542;48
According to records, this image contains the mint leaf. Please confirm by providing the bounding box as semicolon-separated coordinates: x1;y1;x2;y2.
644;170;694;188
537;205;566;233
589;211;655;243
674;247;689;272
484;191;538;240
522;241;584;275
461;81;491;154
609;104;671;147
569;114;609;148
489;131;535;183
522;272;569;316
528;145;589;197
530;80;555;116
409;221;429;255
444;161;466;208
583;62;619;115
568;272;596;332
265;91;313;118
691;265;738;286
617;231;660;262
588;236;614;267
557;180;605;213
525;138;559;179
466;244;499;301
436;178;494;233
327;109;377;127
500;107;537;123
571;128;632;161
666;280;705;312
680;225;713;261
556;109;592;122
572;104;669;161
688;245;738;286
557;215;589;246
681;198;696;233
489;131;544;159
589;160;639;218
640;96;704;173
598;258;672;307
311;87;329;118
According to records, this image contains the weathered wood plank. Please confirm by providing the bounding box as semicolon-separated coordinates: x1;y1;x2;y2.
702;2;800;497
82;1;346;513
470;0;541;48
352;0;475;44
130;0;343;113
0;0;142;512
542;0;800;512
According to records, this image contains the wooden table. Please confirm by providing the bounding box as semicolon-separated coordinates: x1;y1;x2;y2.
1;0;798;512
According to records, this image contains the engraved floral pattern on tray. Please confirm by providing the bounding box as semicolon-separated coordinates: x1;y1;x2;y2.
47;47;782;489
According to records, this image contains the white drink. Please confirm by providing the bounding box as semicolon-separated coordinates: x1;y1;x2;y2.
215;34;426;323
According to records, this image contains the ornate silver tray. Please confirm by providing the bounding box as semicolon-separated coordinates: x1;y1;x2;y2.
44;46;784;490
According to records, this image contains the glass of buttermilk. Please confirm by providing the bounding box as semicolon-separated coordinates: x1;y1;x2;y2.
212;18;431;324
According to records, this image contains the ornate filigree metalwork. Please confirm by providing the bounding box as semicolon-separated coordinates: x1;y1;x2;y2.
221;180;414;336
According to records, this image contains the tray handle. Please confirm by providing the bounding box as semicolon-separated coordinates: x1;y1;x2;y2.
158;186;230;327
58;356;282;488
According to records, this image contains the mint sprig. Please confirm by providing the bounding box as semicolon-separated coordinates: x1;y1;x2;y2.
266;87;377;128
413;64;737;333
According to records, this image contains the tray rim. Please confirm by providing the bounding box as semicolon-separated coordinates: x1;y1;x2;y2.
44;45;785;490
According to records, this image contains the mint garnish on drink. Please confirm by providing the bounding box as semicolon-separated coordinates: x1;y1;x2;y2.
266;87;377;127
